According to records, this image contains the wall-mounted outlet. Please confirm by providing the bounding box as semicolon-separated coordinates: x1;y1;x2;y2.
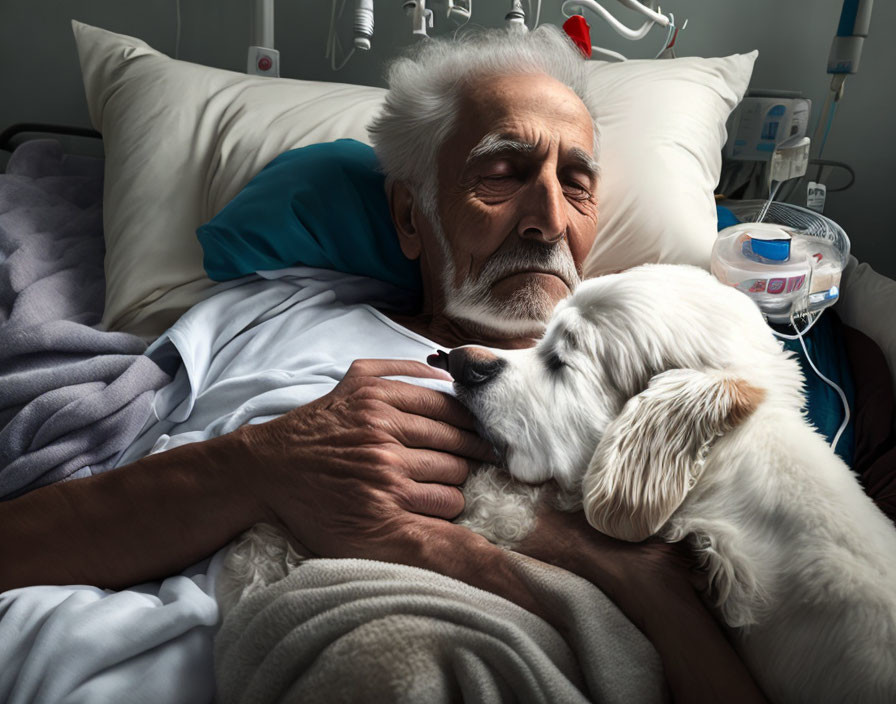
247;46;280;77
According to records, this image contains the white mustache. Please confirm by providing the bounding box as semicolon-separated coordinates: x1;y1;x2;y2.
478;243;580;289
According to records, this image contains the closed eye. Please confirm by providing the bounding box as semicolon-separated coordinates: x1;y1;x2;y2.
545;353;566;373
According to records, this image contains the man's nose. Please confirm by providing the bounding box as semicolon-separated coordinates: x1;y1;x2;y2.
518;174;567;244
448;348;507;387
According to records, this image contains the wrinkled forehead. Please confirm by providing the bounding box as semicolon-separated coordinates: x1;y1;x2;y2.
441;72;596;171
459;72;594;137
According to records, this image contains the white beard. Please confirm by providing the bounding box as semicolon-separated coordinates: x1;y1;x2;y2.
432;220;581;337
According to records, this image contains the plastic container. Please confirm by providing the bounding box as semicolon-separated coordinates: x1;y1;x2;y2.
711;221;845;322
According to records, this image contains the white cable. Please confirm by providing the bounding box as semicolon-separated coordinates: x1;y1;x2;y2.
771;310;822;340
526;0;543;28
614;0;669;24
794;317;851;451
590;44;628;61
451;1;472;38
773;313;851;452
653;11;674;58
561;0;665;40
757;180;782;223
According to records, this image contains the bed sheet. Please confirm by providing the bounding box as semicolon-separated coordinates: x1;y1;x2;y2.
0;139;170;497
0;140;220;704
0;552;226;704
2;138;895;703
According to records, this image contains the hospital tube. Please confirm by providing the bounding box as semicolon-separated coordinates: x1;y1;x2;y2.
773;314;851;452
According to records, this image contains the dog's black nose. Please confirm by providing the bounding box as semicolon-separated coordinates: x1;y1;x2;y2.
447;348;507;388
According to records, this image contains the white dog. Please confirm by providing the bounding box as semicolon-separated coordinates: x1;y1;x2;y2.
447;264;896;704
219;264;896;703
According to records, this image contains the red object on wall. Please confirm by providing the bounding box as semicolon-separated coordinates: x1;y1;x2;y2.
562;15;592;58
258;56;273;72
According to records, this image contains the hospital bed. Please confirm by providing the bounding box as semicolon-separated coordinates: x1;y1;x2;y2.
1;19;895;704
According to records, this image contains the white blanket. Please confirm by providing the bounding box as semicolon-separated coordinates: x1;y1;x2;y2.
215;555;666;704
0;269;446;703
0;551;227;704
2;268;665;702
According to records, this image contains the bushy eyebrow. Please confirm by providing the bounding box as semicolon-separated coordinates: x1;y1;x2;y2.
465;132;536;166
465;132;599;182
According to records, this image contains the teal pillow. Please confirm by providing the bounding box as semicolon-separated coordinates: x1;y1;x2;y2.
196;139;422;294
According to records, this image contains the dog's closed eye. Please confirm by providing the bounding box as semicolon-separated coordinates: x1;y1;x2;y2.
545;352;566;373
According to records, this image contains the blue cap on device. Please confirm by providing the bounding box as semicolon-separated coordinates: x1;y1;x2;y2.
748;236;791;261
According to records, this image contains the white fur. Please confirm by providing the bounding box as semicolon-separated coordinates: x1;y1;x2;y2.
219;264;896;702
457;264;896;703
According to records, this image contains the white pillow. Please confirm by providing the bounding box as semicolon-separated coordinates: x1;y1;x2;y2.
72;21;755;339
583;55;755;277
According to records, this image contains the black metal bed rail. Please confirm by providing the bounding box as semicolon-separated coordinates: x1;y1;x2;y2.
0;123;102;152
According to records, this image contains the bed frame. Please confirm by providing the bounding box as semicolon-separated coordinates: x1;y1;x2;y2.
0;122;102;153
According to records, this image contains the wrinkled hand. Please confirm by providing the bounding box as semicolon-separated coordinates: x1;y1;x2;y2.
238;358;498;568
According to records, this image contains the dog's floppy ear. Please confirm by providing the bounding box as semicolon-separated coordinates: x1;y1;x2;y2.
583;369;764;542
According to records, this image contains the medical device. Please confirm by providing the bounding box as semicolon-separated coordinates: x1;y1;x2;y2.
444;0;471;23
325;0;376;71
505;0;527;32
813;0;874;158
759;135;811;221
828;0;873;75
403;1;434;37
713;200;853;451
714;137;847;323
353;0;375;50
718;0;872;211
711;207;849;324
560;0;684;61
724;93;812;162
714;133;851;450
247;0;279;76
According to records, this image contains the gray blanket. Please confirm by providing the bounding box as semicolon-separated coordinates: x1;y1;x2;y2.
0;139;170;498
214;554;668;704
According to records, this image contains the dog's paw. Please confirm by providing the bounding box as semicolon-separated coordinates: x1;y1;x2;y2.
687;528;769;629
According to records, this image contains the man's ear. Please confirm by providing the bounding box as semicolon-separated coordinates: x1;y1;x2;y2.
387;180;422;261
582;369;765;542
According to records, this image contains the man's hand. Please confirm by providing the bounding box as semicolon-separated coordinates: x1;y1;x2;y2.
239;358;498;565
0;358;498;592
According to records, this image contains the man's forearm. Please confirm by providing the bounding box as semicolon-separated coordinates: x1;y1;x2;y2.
572;547;769;704
461;528;767;704
1;429;265;592
636;586;768;704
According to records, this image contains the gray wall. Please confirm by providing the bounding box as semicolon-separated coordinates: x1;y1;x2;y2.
2;0;894;278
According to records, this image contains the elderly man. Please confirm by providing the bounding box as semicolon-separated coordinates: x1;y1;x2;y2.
2;26;765;703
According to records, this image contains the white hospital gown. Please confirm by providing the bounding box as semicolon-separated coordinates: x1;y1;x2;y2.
0;268;450;704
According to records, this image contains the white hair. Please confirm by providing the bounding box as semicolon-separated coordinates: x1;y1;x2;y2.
367;25;601;220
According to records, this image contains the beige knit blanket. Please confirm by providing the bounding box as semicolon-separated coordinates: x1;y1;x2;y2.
214;551;667;704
